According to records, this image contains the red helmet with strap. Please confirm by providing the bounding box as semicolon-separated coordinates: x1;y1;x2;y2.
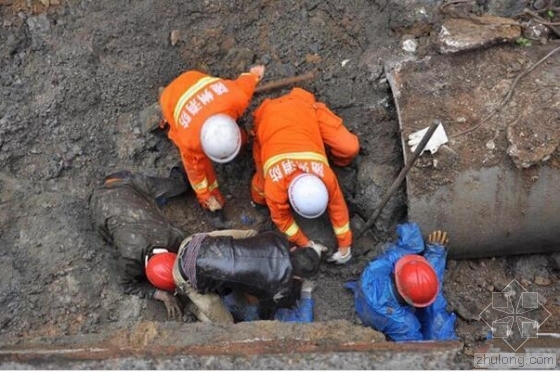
146;252;177;292
394;254;439;307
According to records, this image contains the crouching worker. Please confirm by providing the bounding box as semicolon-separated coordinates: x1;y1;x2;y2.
159;65;266;229
251;88;360;264
346;222;457;341
171;229;322;324
89;170;189;319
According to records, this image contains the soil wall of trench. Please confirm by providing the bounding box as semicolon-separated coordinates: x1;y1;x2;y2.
0;0;559;367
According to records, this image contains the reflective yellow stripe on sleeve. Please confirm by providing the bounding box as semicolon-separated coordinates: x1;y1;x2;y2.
208;180;219;192
333;222;350;236
283;221;300;238
173;77;221;124
191;178;209;191
252;184;265;196
263;152;328;175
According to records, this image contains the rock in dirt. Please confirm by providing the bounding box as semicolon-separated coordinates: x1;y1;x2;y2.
386;0;436;37
432;145;459;170
26;14;51;34
170;30;181;46
534;275;552;286
225;47;255;72
506;100;560;169
438;15;521;54
523;20;551;42
402;38;418;54
139;102;162;134
350;215;378;257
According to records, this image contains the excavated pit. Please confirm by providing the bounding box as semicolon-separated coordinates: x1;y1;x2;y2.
1;0;559;368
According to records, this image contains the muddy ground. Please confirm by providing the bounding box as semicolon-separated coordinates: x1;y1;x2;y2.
1;0;559;364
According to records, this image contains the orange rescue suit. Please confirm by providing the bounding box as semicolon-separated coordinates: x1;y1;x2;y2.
251;88;359;249
159;71;259;208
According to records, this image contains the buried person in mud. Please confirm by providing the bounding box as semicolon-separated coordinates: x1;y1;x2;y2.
89;169;190;319
250;87;360;265
168;229;323;324
157;65;266;230
89;170;320;322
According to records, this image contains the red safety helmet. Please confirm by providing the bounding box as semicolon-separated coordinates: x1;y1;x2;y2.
394;255;439;307
145;252;177;292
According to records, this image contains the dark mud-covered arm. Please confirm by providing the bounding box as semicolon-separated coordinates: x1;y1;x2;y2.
117;256;156;299
127;173;189;203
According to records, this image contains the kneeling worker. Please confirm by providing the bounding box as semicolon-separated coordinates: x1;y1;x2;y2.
159;65;265;229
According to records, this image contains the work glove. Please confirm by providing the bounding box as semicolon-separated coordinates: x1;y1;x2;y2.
300;280;316;299
307;240;328;257
407;122;448;155
326;247;352;265
139;102;163;133
250;65;266;82
205;195;223;212
427;230;449;247
153;289;182;320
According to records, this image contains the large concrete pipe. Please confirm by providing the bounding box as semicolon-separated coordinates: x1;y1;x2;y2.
386;44;560;259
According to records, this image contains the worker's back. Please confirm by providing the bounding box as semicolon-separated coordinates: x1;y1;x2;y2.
253;88;326;160
195;231;295;303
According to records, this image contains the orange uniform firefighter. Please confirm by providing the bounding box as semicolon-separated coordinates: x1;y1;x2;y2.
159;66;265;227
251;88;360;265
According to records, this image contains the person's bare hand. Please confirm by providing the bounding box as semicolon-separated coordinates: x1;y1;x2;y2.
427;230;449;247
250;65;265;82
153;289;182;320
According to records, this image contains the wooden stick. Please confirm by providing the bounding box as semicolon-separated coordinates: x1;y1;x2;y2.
255;72;315;93
356;120;441;239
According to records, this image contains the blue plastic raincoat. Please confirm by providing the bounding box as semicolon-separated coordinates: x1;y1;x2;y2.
223;290;314;323
346;222;457;341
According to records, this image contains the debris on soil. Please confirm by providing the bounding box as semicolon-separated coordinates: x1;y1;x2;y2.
386;42;560;259
437;15;522;54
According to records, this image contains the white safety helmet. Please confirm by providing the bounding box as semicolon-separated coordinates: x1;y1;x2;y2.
200;114;242;163
288;173;329;219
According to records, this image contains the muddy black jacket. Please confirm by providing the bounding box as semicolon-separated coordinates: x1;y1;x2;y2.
89;172;188;299
185;231;300;319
